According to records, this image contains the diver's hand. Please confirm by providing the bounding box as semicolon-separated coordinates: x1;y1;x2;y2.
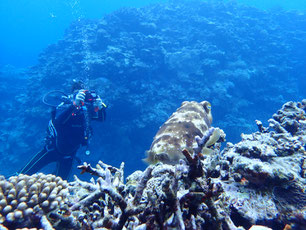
93;96;104;110
74;90;86;106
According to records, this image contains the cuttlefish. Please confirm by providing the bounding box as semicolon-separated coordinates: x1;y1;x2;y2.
144;100;223;164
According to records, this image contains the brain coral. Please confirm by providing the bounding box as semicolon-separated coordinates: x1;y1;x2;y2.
0;173;69;228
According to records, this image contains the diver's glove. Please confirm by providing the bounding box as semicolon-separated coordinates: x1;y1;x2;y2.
93;96;105;110
74;90;86;106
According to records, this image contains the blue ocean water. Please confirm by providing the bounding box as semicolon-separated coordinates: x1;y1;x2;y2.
0;0;305;179
0;0;166;68
1;0;306;68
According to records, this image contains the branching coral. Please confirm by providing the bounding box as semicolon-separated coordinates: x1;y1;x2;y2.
69;160;149;229
67;137;228;229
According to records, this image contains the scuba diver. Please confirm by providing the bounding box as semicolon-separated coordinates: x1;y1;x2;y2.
19;80;107;180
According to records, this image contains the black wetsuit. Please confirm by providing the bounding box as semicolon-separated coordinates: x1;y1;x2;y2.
20;101;106;179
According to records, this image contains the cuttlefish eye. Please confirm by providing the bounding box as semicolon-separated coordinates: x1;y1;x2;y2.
201;101;211;113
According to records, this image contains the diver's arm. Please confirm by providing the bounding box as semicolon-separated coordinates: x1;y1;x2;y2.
54;90;86;125
53;104;78;125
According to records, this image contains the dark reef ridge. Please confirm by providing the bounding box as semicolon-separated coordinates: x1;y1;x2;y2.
0;0;305;184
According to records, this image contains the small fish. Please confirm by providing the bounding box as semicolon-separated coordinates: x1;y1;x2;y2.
240;177;249;186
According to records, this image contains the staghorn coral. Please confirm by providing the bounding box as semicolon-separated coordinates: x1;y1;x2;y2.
70;160;227;229
68;160;130;229
0;173;69;229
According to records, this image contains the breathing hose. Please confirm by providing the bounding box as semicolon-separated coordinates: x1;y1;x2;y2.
42;90;69;107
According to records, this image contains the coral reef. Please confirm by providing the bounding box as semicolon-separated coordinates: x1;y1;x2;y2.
0;0;306;227
218;100;306;229
1;0;306;177
1;100;304;229
0;173;70;229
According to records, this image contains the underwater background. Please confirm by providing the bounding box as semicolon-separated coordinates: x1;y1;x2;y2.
0;0;306;179
1;0;306;68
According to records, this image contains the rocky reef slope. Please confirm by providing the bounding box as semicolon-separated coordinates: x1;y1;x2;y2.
1;0;306;176
218;100;306;229
0;99;305;229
